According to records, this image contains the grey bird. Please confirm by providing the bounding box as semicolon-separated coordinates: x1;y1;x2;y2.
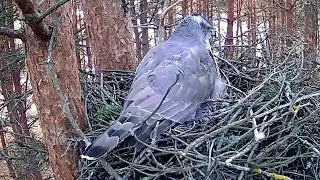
81;14;226;160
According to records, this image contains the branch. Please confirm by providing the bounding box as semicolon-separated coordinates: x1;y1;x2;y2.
159;0;182;27
37;0;70;22
157;0;182;44
15;0;51;41
0;27;26;41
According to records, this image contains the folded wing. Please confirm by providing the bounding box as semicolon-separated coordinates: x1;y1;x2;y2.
82;43;218;159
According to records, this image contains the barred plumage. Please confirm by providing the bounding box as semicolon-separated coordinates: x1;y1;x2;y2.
81;14;226;160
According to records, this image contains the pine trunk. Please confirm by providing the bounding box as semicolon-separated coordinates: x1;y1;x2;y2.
82;0;137;71
25;1;86;179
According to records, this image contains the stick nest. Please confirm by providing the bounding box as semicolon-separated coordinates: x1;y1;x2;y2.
79;50;320;180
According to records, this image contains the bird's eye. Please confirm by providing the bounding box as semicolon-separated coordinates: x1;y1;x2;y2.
205;27;212;32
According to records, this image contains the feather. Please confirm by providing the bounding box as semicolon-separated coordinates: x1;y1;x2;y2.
81;14;222;160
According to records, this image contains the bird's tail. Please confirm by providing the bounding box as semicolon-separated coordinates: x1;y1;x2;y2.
81;114;140;160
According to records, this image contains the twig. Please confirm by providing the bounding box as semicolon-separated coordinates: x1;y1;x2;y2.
0;27;26;41
37;0;70;22
225;140;256;163
296;136;320;155
15;0;51;41
182;118;248;154
157;0;182;43
99;159;122;180
254;91;320;119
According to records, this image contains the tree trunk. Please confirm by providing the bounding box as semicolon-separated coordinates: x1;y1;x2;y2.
286;0;294;47
25;1;86;179
235;0;243;53
268;0;276;52
168;3;175;37
82;0;137;71
140;0;149;57
182;0;187;16
303;3;318;77
130;0;142;60
225;0;235;58
248;0;256;58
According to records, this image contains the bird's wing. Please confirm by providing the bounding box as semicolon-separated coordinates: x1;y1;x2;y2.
82;44;217;159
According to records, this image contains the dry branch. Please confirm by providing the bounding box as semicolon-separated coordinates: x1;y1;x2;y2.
157;0;182;43
37;0;70;21
15;0;51;41
0;27;26;41
13;0;71;41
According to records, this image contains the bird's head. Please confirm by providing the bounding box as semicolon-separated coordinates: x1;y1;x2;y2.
171;13;216;44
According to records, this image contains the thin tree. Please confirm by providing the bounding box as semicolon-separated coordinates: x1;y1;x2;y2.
286;0;294;47
0;0;42;178
303;2;318;76
225;0;235;58
140;0;149;57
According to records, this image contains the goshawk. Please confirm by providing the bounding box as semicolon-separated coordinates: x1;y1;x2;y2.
81;14;225;160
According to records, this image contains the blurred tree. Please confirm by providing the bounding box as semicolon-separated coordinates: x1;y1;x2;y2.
140;0;149;57
286;0;294;47
303;1;318;76
82;0;137;71
130;0;142;60
247;0;256;56
225;0;235;58
0;0;42;179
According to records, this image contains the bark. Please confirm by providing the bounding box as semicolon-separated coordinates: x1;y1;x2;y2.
279;0;286;26
24;0;86;179
0;124;16;179
12;67;29;136
82;0;137;71
72;0;82;69
247;0;252;45
209;0;213;19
